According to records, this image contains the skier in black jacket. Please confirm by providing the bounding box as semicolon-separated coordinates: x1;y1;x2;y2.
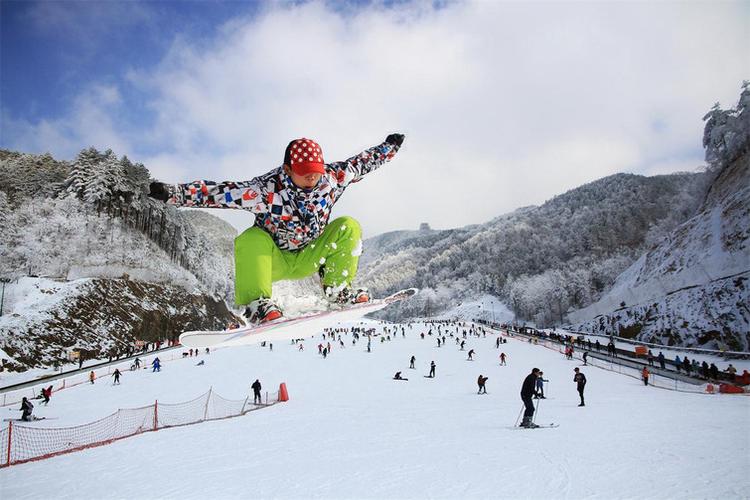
520;368;540;427
251;379;262;404
20;397;34;421
573;368;587;406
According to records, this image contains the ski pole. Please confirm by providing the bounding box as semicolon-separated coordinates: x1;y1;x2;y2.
514;404;525;427
533;397;541;424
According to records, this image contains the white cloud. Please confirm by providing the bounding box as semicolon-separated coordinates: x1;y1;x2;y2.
6;0;749;235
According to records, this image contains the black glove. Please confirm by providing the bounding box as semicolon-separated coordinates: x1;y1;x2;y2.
148;181;171;202
385;133;405;147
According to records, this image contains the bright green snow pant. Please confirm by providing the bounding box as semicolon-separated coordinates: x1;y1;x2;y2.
234;216;362;306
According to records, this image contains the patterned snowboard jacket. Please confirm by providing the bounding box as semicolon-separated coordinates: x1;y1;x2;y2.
167;140;401;251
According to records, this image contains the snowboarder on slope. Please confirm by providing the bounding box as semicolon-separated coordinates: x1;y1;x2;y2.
428;361;436;378
500;352;507;366
520;368;540;428
477;375;488;394
112;369;121;385
573;368;587;406
150;134;405;324
152;357;161;372
410;355;416;369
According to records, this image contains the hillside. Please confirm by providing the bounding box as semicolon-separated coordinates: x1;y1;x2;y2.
568;153;750;350
360;171;704;324
566;85;750;349
0;149;239;370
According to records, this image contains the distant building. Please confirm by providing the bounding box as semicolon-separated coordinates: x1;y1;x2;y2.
419;223;431;231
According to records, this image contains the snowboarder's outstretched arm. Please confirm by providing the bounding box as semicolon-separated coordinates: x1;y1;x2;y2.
327;134;404;187
150;177;269;213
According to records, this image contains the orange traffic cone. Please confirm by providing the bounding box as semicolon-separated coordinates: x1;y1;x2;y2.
278;383;289;402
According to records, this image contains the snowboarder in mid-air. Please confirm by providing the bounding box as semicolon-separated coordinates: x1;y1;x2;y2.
520;368;540;428
150;134;405;324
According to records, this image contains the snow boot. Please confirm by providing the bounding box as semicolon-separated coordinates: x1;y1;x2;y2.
324;286;370;305
243;298;283;324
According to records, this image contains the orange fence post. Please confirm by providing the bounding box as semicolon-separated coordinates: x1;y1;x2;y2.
6;421;12;467
278;383;289;402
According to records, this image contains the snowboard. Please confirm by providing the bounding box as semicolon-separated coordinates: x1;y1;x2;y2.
179;288;418;348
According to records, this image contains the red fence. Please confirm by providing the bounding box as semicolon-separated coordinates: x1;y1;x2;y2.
1;387;283;467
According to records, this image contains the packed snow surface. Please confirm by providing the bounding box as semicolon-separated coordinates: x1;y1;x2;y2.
1;318;748;499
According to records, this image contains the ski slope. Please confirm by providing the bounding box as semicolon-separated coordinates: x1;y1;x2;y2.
1;320;748;499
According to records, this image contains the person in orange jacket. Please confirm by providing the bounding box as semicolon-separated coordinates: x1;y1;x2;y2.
89;371;96;384
642;366;650;386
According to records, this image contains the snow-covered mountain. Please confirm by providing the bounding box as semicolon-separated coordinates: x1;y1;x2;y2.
360;171;705;324
0;149;240;370
568;152;749;350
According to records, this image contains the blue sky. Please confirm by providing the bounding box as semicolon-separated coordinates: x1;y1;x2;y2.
1;0;748;235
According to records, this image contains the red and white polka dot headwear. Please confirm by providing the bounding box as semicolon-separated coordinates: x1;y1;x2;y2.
285;138;325;176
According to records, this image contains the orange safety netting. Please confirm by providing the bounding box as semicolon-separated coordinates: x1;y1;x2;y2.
1;388;281;467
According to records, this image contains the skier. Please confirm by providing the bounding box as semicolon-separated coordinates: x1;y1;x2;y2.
499;352;507;366
409;355;416;369
134;357;142;369
112;368;121;385
582;351;588;365
41;386;53;405
520;368;540;428
573;367;587;406
89;371;96;384
467;349;475;361
149;134;405;324
251;379;262;404
534;371;548;399
477;375;488;394
642;366;650;386
152;357;161;372
20;397;34;421
428;361;436;378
